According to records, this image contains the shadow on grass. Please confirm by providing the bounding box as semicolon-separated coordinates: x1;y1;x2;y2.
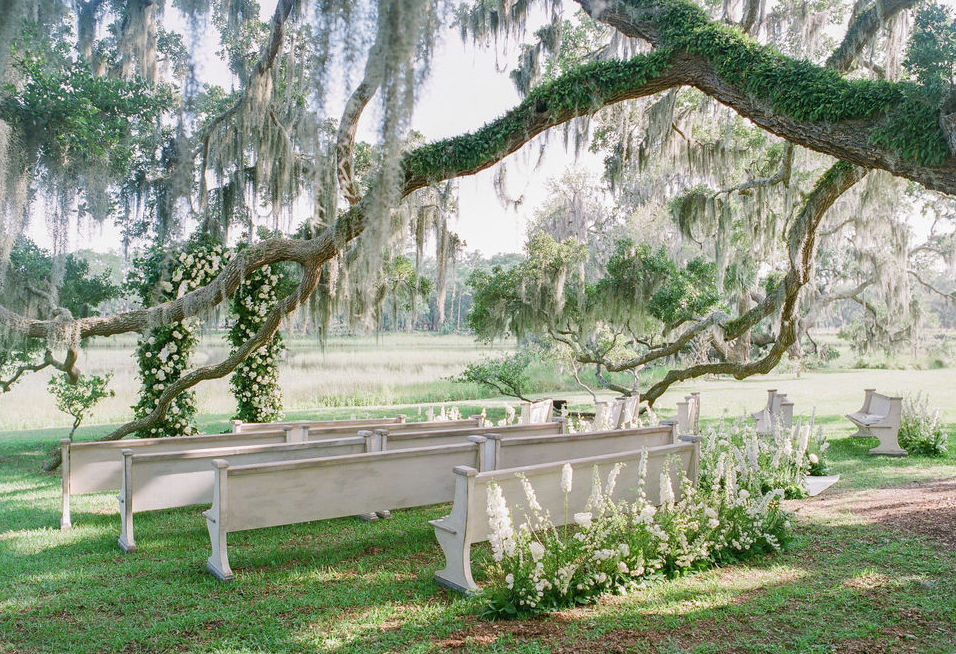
2;432;955;653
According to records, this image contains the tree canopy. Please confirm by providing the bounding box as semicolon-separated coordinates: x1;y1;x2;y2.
0;0;954;444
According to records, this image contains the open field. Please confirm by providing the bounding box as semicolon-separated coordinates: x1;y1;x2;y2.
1;333;955;652
0;333;517;432
2;331;954;434
0;413;954;653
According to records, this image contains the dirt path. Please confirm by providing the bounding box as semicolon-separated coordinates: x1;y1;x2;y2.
792;476;956;550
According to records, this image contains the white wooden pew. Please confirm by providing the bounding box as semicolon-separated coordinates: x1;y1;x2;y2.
60;416;481;529
593;395;640;430
230;415;407;433
845;389;906;456
202;424;677;580
378;419;564;450
116;421;565;552
752;389;794;435
430;439;700;593
117;434;375;552
519;399;554;424
676;392;701;435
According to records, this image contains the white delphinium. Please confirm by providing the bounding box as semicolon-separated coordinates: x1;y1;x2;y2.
561;464;573;494
487;483;516;561
529;540;545;562
659;468;675;507
605;463;623;500
574;512;593;529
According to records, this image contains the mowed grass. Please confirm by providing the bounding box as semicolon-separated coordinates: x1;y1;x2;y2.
0;422;954;653
1;413;956;650
2;335;956;652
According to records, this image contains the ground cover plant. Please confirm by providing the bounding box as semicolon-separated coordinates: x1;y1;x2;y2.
1;370;954;653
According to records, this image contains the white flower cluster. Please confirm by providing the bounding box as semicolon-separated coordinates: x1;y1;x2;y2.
229;263;286;423
134;244;228;438
427;405;463;422
699;420;826;499
483;425;793;616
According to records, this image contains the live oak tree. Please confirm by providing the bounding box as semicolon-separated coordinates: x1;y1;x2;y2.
0;0;954;463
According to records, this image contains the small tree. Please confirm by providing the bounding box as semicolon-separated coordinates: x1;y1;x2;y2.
47;372;114;441
455;350;539;402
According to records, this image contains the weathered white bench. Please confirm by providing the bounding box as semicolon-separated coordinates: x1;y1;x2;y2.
752;389;794;435
202;424;677;580
230;415;407;433
116;421;566;552
520;399;554;424
845;389;906;456
377;419;564;450
430;438;699;593
60;416;481;529
593;395;640;430
232;415;483;441
676;392;701;435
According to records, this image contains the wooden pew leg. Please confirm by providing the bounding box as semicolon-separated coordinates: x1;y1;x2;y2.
868;426;907;457
204;512;235;581
430;520;477;594
60;490;71;530
60;443;71;530
117;494;136;553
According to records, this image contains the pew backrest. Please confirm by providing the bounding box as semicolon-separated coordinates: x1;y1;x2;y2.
431;439;699;592
676;392;701;435
488;423;676;469
520;399;554;424
231;415;406;433
379;420;564;450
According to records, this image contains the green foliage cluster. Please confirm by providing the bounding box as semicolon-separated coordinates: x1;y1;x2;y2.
1;238;120;394
0;25;171;176
454;349;540;401
228;248;294;423
467;233;718;349
905;2;956;92
5;237;120;320
467;233;587;340
130;239;228;438
47;372;114;440
598;239;719;327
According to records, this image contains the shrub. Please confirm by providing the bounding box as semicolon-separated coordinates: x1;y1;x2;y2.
698;422;825;497
480;424;795;617
47;372;114;440
453;350;540;401
898;393;948;457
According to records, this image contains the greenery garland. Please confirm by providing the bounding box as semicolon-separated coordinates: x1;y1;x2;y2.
129;240;228;438
228;260;291;423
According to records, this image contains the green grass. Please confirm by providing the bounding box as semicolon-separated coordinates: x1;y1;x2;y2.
3;334;956;652
1;413;954;652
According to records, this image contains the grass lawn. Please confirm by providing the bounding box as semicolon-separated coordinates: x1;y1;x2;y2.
1;400;955;653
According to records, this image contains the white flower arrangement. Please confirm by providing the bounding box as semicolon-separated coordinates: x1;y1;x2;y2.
482;423;793;617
